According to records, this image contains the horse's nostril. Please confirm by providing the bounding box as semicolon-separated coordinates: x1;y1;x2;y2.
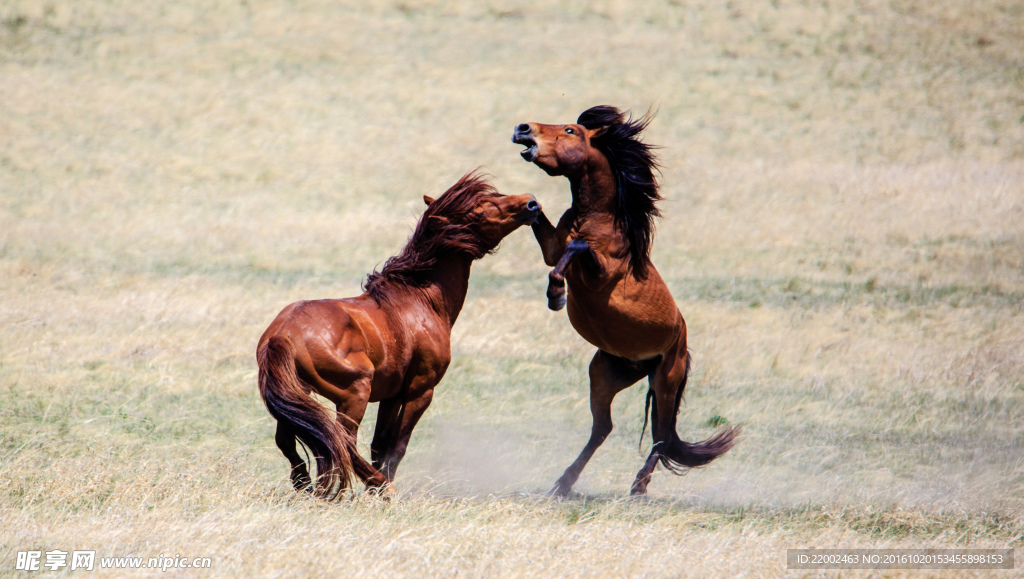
527;200;540;211
516;123;531;133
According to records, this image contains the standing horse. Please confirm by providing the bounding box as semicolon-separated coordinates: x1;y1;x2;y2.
512;106;738;496
257;172;539;499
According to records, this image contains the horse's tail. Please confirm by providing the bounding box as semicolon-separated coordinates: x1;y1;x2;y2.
644;354;740;474
257;335;354;499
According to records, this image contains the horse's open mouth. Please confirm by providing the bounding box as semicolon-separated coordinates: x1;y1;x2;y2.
519;144;537;162
512;134;538;162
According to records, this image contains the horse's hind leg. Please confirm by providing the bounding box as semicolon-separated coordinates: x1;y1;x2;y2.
275;422;312;492
552;350;647;496
630;345;688;496
298;352;391;492
330;391;391;492
630;345;738;495
629;406;663;496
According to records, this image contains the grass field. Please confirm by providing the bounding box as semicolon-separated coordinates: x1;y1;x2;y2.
1;0;1022;576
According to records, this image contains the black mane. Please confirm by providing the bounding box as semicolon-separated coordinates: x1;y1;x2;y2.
363;171;498;303
577;105;661;278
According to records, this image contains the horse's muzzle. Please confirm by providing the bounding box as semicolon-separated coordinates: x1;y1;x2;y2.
512;126;538;162
516;198;541;224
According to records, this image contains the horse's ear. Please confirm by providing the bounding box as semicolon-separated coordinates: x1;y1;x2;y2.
423;195;436;206
587;125;610;139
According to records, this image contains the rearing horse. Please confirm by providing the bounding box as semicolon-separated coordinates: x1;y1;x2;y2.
512;106;738;496
257;172;539;499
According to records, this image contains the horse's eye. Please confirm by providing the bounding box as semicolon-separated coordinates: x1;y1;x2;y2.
565;127;574;135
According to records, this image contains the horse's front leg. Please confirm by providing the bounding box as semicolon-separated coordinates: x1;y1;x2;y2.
531;211;566;266
547;238;595;311
371;397;403;472
378;371;441;482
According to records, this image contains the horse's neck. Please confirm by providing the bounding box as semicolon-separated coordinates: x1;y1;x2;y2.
568;157;633;265
421;254;473;328
569;155;617;218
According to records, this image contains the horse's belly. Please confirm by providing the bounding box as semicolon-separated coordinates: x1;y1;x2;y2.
565;283;681;361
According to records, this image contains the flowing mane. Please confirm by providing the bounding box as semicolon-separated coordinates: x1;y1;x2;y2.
577;105;661;278
363;171;499;303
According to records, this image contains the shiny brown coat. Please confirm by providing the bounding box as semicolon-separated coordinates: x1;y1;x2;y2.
257;173;538;498
513;107;738;495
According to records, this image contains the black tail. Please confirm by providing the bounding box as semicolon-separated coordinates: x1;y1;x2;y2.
643;354;740;474
257;336;354;499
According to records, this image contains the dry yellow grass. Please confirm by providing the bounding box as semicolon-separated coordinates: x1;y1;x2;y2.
1;0;1022;576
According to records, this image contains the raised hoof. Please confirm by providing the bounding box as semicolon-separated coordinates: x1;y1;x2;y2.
548;294;567;311
546;272;566;311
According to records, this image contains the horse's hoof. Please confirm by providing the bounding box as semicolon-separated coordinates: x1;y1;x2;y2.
549;480;573;497
548;294;567;311
291;476;313;494
367;484;397;500
629;484;648;496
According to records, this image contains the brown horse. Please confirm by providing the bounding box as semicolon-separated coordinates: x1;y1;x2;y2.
257;172;539;499
512;106;739;496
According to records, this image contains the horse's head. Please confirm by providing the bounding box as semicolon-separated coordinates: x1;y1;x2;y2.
364;173;538;302
512;106;662;278
511;119;607;177
422;174;540;252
